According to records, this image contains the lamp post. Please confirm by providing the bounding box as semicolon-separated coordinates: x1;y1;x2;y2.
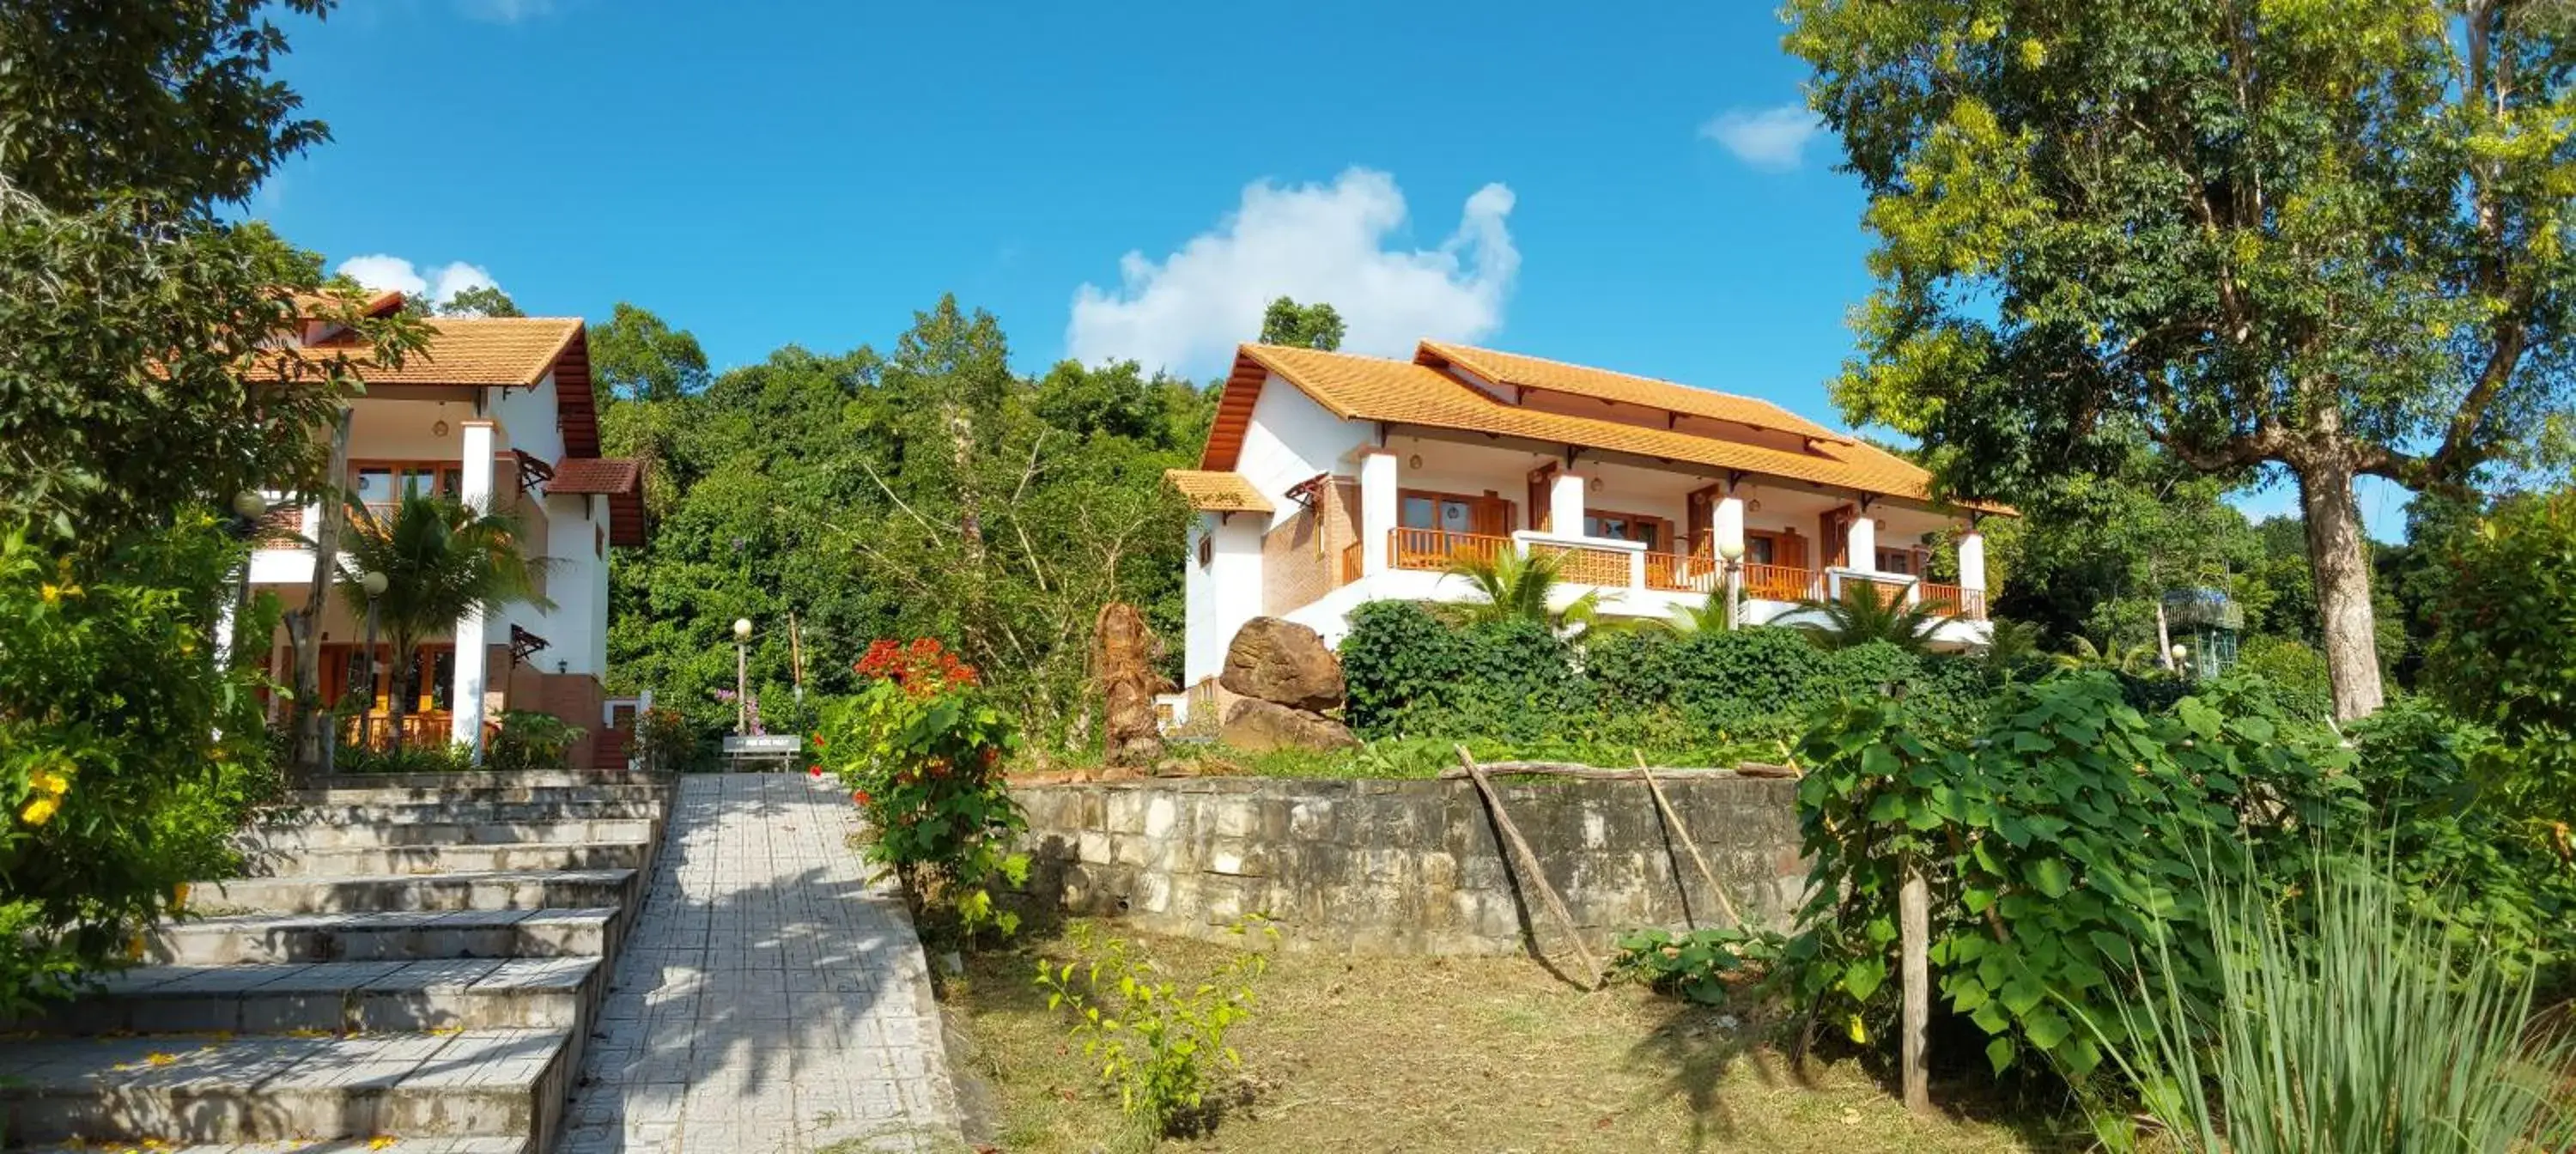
357;569;388;750
732;617;753;735
1716;537;1747;631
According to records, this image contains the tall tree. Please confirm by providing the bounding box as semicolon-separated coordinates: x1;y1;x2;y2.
1259;296;1346;350
434;284;522;318
591;301;710;403
1788;1;2576;719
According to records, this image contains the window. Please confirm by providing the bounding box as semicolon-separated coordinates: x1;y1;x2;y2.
1746;535;1777;565
1400;495;1477;533
1583;513;1662;550
1875;548;1918;575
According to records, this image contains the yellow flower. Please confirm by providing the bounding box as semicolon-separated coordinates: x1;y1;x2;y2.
172;883;191;910
33;768;70;796
19;795;59;826
1846;1014;1868;1045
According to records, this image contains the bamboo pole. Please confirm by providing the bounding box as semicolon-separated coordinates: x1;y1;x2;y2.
1634;750;1744;927
1455;744;1602;986
1434;761;1798;782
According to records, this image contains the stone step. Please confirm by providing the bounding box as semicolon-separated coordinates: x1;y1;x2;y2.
262;799;668;826
148;908;620;965
197;869;638;915
284;782;665;806
6;957;602;1036
246;817;657;850
240;841;651;878
0;1029;569;1146
306;770;660;790
23;1141;530;1153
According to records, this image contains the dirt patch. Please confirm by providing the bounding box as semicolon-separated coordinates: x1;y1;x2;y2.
940;923;2069;1152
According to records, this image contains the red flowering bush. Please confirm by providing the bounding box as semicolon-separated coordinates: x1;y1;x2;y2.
818;639;1026;939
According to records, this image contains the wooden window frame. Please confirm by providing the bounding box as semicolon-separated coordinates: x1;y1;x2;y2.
1582;507;1673;551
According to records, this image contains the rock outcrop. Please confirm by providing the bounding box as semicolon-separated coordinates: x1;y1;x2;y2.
1219;698;1360;753
1218;617;1344;713
1214;617;1354;750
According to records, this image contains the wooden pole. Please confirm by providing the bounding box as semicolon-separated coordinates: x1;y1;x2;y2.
1634;750;1744;927
788;611;806;698
1455;745;1602;986
1434;761;1799;782
1899;861;1933;1115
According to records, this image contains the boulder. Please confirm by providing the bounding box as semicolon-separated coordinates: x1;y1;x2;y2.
1220;698;1359;753
1218;616;1344;712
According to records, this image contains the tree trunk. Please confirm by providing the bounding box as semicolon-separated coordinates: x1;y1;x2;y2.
289;410;352;775
2293;456;2386;719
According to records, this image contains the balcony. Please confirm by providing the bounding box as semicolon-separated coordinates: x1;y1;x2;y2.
1377;529;1986;620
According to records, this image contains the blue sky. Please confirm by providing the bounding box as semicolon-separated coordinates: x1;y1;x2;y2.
254;0;2407;538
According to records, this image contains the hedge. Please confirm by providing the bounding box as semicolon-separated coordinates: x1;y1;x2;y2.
1339;599;1996;748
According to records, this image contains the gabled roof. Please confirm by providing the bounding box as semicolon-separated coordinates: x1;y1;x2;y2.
1163;470;1274;513
245;317;601;458
1416;340;1850;444
1205;341;2005;513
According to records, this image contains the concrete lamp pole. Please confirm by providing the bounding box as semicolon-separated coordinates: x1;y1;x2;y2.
357;570;388;751
1716;538;1746;631
732;617;753;735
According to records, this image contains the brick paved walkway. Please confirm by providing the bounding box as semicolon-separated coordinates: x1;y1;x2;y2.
562;774;963;1153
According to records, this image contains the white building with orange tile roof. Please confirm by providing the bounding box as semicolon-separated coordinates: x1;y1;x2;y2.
1164;339;2008;720
234;292;647;768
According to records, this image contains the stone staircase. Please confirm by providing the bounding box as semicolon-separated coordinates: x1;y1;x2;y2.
0;768;670;1153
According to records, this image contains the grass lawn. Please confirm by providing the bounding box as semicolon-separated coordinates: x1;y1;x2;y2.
941;922;2070;1153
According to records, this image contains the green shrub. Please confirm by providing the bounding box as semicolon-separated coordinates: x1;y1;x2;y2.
1339;601;1589;740
624;704;702;772
2231;634;2333;722
1034;916;1276;1142
2425;489;2576;853
486;710;585;773
336;742;473;775
0;519;283;1011
818;639;1027;939
1611;925;1781;1006
2097;856;2576;1154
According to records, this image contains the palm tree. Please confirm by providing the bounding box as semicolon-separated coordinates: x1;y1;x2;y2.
2052;634;2158;675
335;493;552;752
1661;577;1747;634
1795;580;1951;653
1441;547;1605;632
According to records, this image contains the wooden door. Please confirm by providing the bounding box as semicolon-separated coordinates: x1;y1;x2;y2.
1820;507;1855;568
1472;495;1514;537
1526;465;1557;531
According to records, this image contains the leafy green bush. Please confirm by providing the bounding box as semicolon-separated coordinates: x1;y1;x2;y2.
2231;634;2333;722
818;640;1028;939
486;710;585;773
1778;671;2574;1087
2097;856;2576;1154
1611;925;1781;1006
623;704;702;772
335;742;473;775
1034;916;1276;1141
2425;489;2576;853
0;520;283;1011
1339;601;1591;740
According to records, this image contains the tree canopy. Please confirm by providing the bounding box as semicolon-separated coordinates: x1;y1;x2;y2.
1786;0;2576;718
1258;296;1346;350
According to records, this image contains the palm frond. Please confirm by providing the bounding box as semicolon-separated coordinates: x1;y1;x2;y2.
1794;580;1947;653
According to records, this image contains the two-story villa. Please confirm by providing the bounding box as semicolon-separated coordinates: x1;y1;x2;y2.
236;292;645;767
1166;340;2005;720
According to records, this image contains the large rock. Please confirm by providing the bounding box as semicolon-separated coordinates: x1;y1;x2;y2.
1220;698;1359;753
1218;617;1344;712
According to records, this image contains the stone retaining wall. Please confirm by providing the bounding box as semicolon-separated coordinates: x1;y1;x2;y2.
1012;775;1807;956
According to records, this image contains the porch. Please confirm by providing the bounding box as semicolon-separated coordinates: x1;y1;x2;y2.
1370;528;1986;620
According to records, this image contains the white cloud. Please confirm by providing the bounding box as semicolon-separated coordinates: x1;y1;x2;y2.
334;255;501;307
1066;167;1519;377
1700;105;1825;172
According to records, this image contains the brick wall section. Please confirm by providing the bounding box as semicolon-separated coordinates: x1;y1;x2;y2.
1259;479;1364;616
1012;775;1808;956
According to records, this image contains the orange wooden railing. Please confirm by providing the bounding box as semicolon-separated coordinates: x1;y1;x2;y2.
1644;552;1722;593
1918;582;1986;621
1744;562;1820;603
1338;541;1363;586
339;710;469;752
1390;527;1511;572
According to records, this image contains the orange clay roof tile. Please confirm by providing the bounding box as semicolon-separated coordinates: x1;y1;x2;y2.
246;317;582;387
1163;470;1276;513
1417;339;1850;443
1222;343;2006;513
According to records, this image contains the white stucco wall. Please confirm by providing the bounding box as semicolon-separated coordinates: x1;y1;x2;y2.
1185;514;1266;685
1235;375;1366;531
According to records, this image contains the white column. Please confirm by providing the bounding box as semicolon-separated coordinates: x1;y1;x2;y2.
1359;449;1398;575
1550;471;1588;537
451;419;499;761
1847;510;1878;572
1956;530;1987;592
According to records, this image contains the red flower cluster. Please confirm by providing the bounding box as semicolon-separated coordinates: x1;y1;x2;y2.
854;638;980;699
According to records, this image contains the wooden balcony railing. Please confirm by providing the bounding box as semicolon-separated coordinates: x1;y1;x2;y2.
1644;552;1722;594
1391;528;1511;572
1338;541;1363;586
1918;582;1986;621
337;710;501;752
1744;562;1821;603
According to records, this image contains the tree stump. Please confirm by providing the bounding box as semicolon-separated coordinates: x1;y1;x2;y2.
1095;602;1167;768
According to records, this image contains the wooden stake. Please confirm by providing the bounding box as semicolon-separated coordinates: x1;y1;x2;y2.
788;611;806;693
1456;744;1602;986
1635;750;1744;927
1899;863;1933;1115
